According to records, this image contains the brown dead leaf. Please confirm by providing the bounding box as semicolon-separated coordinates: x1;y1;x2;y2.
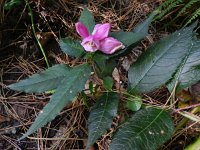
176;81;200;108
176;89;193;108
112;68;121;90
112;68;120;83
36;32;54;47
191;81;200;101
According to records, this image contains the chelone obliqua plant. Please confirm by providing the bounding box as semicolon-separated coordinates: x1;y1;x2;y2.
9;8;200;150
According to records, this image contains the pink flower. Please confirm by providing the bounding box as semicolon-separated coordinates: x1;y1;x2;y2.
75;22;124;54
100;37;125;54
81;36;100;52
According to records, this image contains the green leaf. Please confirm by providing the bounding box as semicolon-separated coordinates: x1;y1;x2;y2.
93;52;116;77
126;95;142;111
19;63;91;140
59;38;85;57
110;32;144;47
185;135;200;150
87;92;119;149
89;81;94;94
133;10;158;35
167;39;200;92
110;11;158;47
79;8;95;34
93;53;109;71
109;108;174;150
4;0;21;10
82;93;89;107
109;11;157;58
103;76;113;91
128;23;196;94
9;64;71;93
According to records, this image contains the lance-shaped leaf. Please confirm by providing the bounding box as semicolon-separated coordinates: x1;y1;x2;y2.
133;10;158;35
109;108;174;150
167;39;200;91
19;63;91;140
79;8;95;34
110;32;144;48
109;11;158;58
128;23;196;94
59;38;85;57
86;92;119;149
9;64;71;93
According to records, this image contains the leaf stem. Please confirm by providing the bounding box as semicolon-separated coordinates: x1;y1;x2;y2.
24;0;49;67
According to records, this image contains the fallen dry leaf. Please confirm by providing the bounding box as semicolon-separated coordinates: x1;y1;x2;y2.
191;81;200;101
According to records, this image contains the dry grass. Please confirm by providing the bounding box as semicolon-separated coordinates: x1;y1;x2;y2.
0;55;88;149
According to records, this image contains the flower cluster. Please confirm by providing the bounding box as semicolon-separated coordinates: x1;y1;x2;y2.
75;22;125;54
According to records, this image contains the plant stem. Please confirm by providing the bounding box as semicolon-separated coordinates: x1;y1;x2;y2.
24;0;49;67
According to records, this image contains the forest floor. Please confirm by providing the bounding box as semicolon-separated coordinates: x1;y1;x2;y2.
0;0;200;149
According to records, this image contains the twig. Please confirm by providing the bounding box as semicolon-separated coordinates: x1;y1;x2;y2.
175;106;200;132
174;103;200;112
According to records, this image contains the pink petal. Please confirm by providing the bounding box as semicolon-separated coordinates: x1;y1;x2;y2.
92;24;101;34
92;23;111;40
100;37;125;54
81;35;100;52
75;22;89;38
